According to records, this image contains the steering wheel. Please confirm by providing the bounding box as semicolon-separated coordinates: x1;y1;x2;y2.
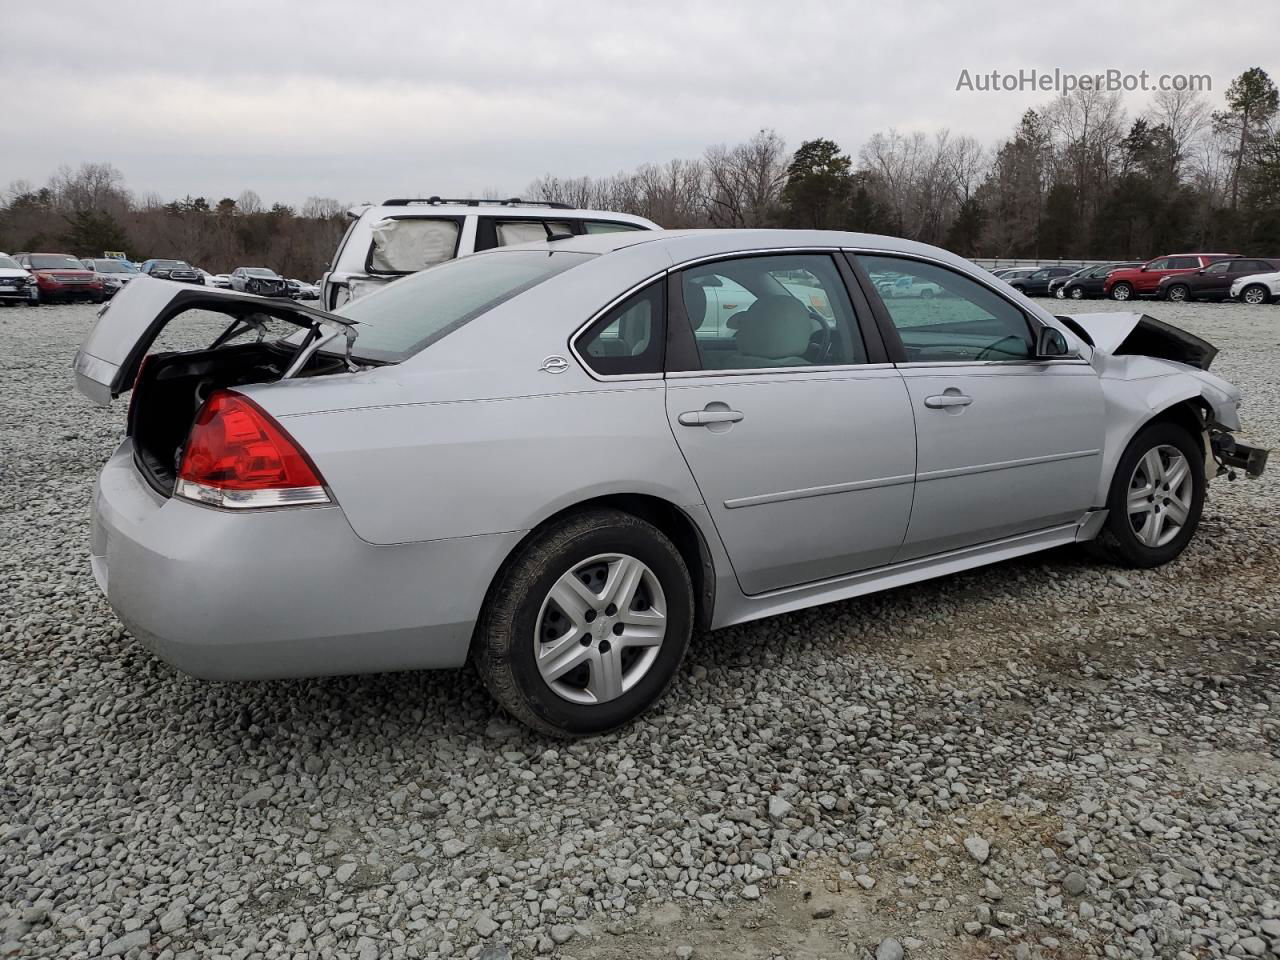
975;335;1025;361
805;310;835;362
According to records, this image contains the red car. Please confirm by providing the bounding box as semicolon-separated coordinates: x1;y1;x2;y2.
16;252;105;304
1102;253;1236;301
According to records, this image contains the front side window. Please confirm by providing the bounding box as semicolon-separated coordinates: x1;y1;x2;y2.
495;220;573;246
859;255;1033;363
338;250;591;362
367;217;461;274
1146;258;1171;271
575;281;664;376
1204;261;1231;275
678;254;866;371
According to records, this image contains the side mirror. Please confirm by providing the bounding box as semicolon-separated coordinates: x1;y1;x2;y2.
1035;326;1072;359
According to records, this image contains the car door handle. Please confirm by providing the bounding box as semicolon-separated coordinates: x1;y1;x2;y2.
924;394;973;409
678;409;744;426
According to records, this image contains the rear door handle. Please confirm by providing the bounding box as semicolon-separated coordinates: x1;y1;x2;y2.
924;394;973;409
678;409;744;426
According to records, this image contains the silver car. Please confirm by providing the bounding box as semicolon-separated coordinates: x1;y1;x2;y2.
74;230;1268;736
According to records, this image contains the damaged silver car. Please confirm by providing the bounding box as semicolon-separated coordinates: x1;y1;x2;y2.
74;229;1268;736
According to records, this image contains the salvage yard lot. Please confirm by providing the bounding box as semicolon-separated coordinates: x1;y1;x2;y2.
1;301;1278;960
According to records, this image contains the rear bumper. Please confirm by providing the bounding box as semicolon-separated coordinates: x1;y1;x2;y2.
91;440;522;680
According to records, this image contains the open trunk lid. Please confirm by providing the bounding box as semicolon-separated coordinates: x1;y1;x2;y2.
73;276;358;406
1057;312;1218;370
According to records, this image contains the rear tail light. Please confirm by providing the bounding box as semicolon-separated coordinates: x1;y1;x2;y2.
175;390;330;509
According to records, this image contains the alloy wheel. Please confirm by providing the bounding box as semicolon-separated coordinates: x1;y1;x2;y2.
534;553;667;705
1243;286;1267;305
1127;445;1194;548
1112;284;1132;301
1167;285;1188;302
1070;287;1084;299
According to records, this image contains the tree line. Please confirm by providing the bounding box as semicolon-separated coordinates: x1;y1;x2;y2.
3;67;1278;278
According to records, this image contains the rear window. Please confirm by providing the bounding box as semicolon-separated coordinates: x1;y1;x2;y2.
337;250;592;362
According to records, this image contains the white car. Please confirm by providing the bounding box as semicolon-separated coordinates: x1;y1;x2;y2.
320;196;658;310
878;274;944;298
1230;271;1280;305
0;253;38;305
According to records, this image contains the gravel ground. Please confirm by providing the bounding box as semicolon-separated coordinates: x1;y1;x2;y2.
1;299;1277;960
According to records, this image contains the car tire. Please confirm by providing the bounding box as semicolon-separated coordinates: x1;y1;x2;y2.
920;288;934;299
474;508;695;737
1110;282;1134;301
1165;284;1189;302
1241;284;1270;305
1069;286;1085;300
1088;421;1205;569
1054;287;1066;299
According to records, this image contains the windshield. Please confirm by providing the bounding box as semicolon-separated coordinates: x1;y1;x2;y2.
93;259;135;273
244;268;278;277
151;260;191;270
338;250;593;362
30;254;84;270
0;256;20;270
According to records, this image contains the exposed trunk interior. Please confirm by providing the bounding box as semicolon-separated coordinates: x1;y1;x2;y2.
129;341;346;496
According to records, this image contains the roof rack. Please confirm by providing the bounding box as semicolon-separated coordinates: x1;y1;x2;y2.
381;196;574;209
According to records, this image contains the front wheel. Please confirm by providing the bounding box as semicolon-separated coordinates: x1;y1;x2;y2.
474;509;694;737
1110;282;1133;301
1241;284;1270;305
1069;286;1086;300
1090;422;1205;568
1165;284;1189;302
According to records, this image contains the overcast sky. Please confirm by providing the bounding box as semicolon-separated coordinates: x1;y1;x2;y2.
8;0;1278;208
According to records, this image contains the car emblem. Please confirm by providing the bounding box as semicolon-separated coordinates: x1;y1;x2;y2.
540;355;569;374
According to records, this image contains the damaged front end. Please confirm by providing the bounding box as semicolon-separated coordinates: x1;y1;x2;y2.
1060;310;1269;482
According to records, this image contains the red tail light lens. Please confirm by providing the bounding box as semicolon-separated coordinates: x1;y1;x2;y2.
175;390;330;509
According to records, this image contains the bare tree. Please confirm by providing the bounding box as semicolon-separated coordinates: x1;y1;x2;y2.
703;129;789;227
236;189;262;215
1151;87;1211;178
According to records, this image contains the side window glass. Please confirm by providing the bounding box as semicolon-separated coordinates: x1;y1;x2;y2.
859;255;1034;363
575;282;664;377
495;221;573;246
679;254;866;371
1204;261;1230;274
368;218;460;273
584;221;646;234
1147;259;1170;271
1167;257;1198;269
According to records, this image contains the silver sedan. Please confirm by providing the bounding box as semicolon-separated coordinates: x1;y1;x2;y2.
75;230;1268;736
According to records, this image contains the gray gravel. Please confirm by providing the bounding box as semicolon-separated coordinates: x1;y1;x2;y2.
1;299;1278;960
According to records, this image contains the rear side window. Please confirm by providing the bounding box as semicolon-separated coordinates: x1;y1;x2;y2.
584;221;647;234
367;217;461;274
339;250;592;362
575;282;665;377
495;220;573;246
1167;256;1200;269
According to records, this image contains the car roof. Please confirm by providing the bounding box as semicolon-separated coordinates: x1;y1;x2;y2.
504;228;989;269
354;201;656;225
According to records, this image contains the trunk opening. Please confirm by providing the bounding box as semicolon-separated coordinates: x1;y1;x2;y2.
129;341;347;497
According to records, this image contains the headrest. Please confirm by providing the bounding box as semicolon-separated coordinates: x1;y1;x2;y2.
734;295;812;359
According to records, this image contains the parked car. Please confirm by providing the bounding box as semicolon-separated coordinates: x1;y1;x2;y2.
1155;258;1280;302
321;196;659;310
287;278;320;300
0;253;38;306
230;267;291;297
1103;254;1236;301
209;273;232;289
82;258;141;299
1231;269;1280;305
73;229;1267;736
877;274;944;298
989;267;1038;281
17;252;105;303
1006;265;1081;297
139;259;205;284
1057;262;1145;300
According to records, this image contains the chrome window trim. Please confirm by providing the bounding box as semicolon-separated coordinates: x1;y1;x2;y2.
667;246;843;271
666;362;899;379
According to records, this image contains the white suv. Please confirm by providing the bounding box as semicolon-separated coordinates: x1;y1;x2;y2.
320;197;659;309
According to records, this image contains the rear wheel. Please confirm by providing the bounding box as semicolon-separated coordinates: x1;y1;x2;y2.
1090;422;1205;568
1241;284;1270;305
474;509;694;737
1111;282;1133;301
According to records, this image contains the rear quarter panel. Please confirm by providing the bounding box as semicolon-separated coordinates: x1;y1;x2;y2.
280;386;704;545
